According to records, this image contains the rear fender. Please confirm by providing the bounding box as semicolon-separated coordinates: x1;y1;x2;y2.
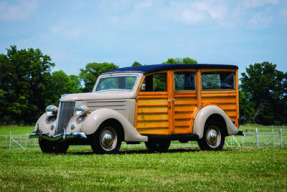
193;105;239;139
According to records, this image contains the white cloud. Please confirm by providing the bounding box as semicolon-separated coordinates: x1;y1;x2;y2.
101;0;155;30
243;0;279;9
249;12;272;26
0;0;39;22
173;0;283;27
242;0;280;27
231;0;282;27
66;28;83;38
50;20;83;38
135;0;153;10
281;7;287;19
49;49;68;61
182;9;210;25
191;1;228;21
176;0;229;25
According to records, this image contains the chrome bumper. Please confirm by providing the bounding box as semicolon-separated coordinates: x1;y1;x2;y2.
30;132;87;141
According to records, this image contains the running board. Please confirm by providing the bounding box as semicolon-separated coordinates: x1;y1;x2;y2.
146;134;199;142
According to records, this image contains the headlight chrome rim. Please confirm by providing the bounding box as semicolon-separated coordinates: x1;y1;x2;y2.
75;104;89;116
45;105;58;116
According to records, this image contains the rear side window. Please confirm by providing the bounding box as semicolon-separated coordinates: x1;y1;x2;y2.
174;72;195;91
201;72;235;90
140;73;167;92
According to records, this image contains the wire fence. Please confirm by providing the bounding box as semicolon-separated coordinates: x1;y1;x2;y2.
0;126;286;150
225;128;286;148
0;132;38;150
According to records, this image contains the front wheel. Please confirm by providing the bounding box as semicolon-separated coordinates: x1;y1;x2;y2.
91;122;122;154
198;120;225;151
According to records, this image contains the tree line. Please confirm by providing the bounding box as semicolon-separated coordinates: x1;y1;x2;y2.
0;46;286;125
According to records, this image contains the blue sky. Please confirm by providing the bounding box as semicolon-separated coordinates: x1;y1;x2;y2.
0;0;286;76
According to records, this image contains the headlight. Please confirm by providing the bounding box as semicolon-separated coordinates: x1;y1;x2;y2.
45;105;58;116
75;104;89;116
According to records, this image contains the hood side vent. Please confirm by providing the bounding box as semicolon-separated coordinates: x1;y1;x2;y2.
87;100;126;111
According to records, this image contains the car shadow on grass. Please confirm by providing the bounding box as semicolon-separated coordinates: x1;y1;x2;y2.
119;148;200;155
68;148;234;155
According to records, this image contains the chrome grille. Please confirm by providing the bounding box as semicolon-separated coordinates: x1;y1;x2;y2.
56;101;75;134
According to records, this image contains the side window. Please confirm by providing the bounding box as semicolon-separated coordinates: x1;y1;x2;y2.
201;72;235;90
125;76;137;90
174;72;195;91
140;73;167;92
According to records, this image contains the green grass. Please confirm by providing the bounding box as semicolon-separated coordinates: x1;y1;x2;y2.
0;125;287;191
1;148;286;191
0;125;34;135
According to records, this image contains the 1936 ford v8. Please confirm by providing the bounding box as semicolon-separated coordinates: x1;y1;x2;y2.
30;64;244;154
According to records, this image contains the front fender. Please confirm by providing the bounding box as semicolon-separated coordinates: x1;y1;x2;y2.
193;105;239;139
80;108;147;142
34;113;56;136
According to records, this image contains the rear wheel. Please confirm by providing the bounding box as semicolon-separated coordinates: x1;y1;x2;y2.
145;140;171;153
198;120;225;151
38;138;69;153
91;122;122;154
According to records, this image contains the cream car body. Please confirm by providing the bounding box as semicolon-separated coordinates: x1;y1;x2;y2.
31;64;244;154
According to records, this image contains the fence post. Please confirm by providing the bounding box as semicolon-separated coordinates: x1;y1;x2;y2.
280;129;283;147
273;127;275;147
26;133;28;149
9;131;12;150
225;141;229;147
256;128;259;147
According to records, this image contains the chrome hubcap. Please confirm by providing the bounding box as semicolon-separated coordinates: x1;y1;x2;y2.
206;126;221;148
99;126;117;151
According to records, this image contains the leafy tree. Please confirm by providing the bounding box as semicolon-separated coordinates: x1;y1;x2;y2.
132;61;142;67
0;45;55;124
162;57;198;64
79;62;119;92
69;75;82;93
239;91;255;123
50;71;82;105
240;62;287;125
51;71;70;97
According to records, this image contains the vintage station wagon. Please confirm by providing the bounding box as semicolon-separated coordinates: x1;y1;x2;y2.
30;64;244;154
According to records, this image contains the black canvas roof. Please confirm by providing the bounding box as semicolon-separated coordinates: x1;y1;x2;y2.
105;64;238;75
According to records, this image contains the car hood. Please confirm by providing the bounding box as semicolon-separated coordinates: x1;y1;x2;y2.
61;91;137;102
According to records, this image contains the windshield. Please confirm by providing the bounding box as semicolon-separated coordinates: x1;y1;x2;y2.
95;75;138;92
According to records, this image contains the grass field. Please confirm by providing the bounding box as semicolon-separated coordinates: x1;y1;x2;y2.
0;126;287;191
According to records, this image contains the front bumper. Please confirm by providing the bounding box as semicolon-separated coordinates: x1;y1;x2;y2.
30;132;87;141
